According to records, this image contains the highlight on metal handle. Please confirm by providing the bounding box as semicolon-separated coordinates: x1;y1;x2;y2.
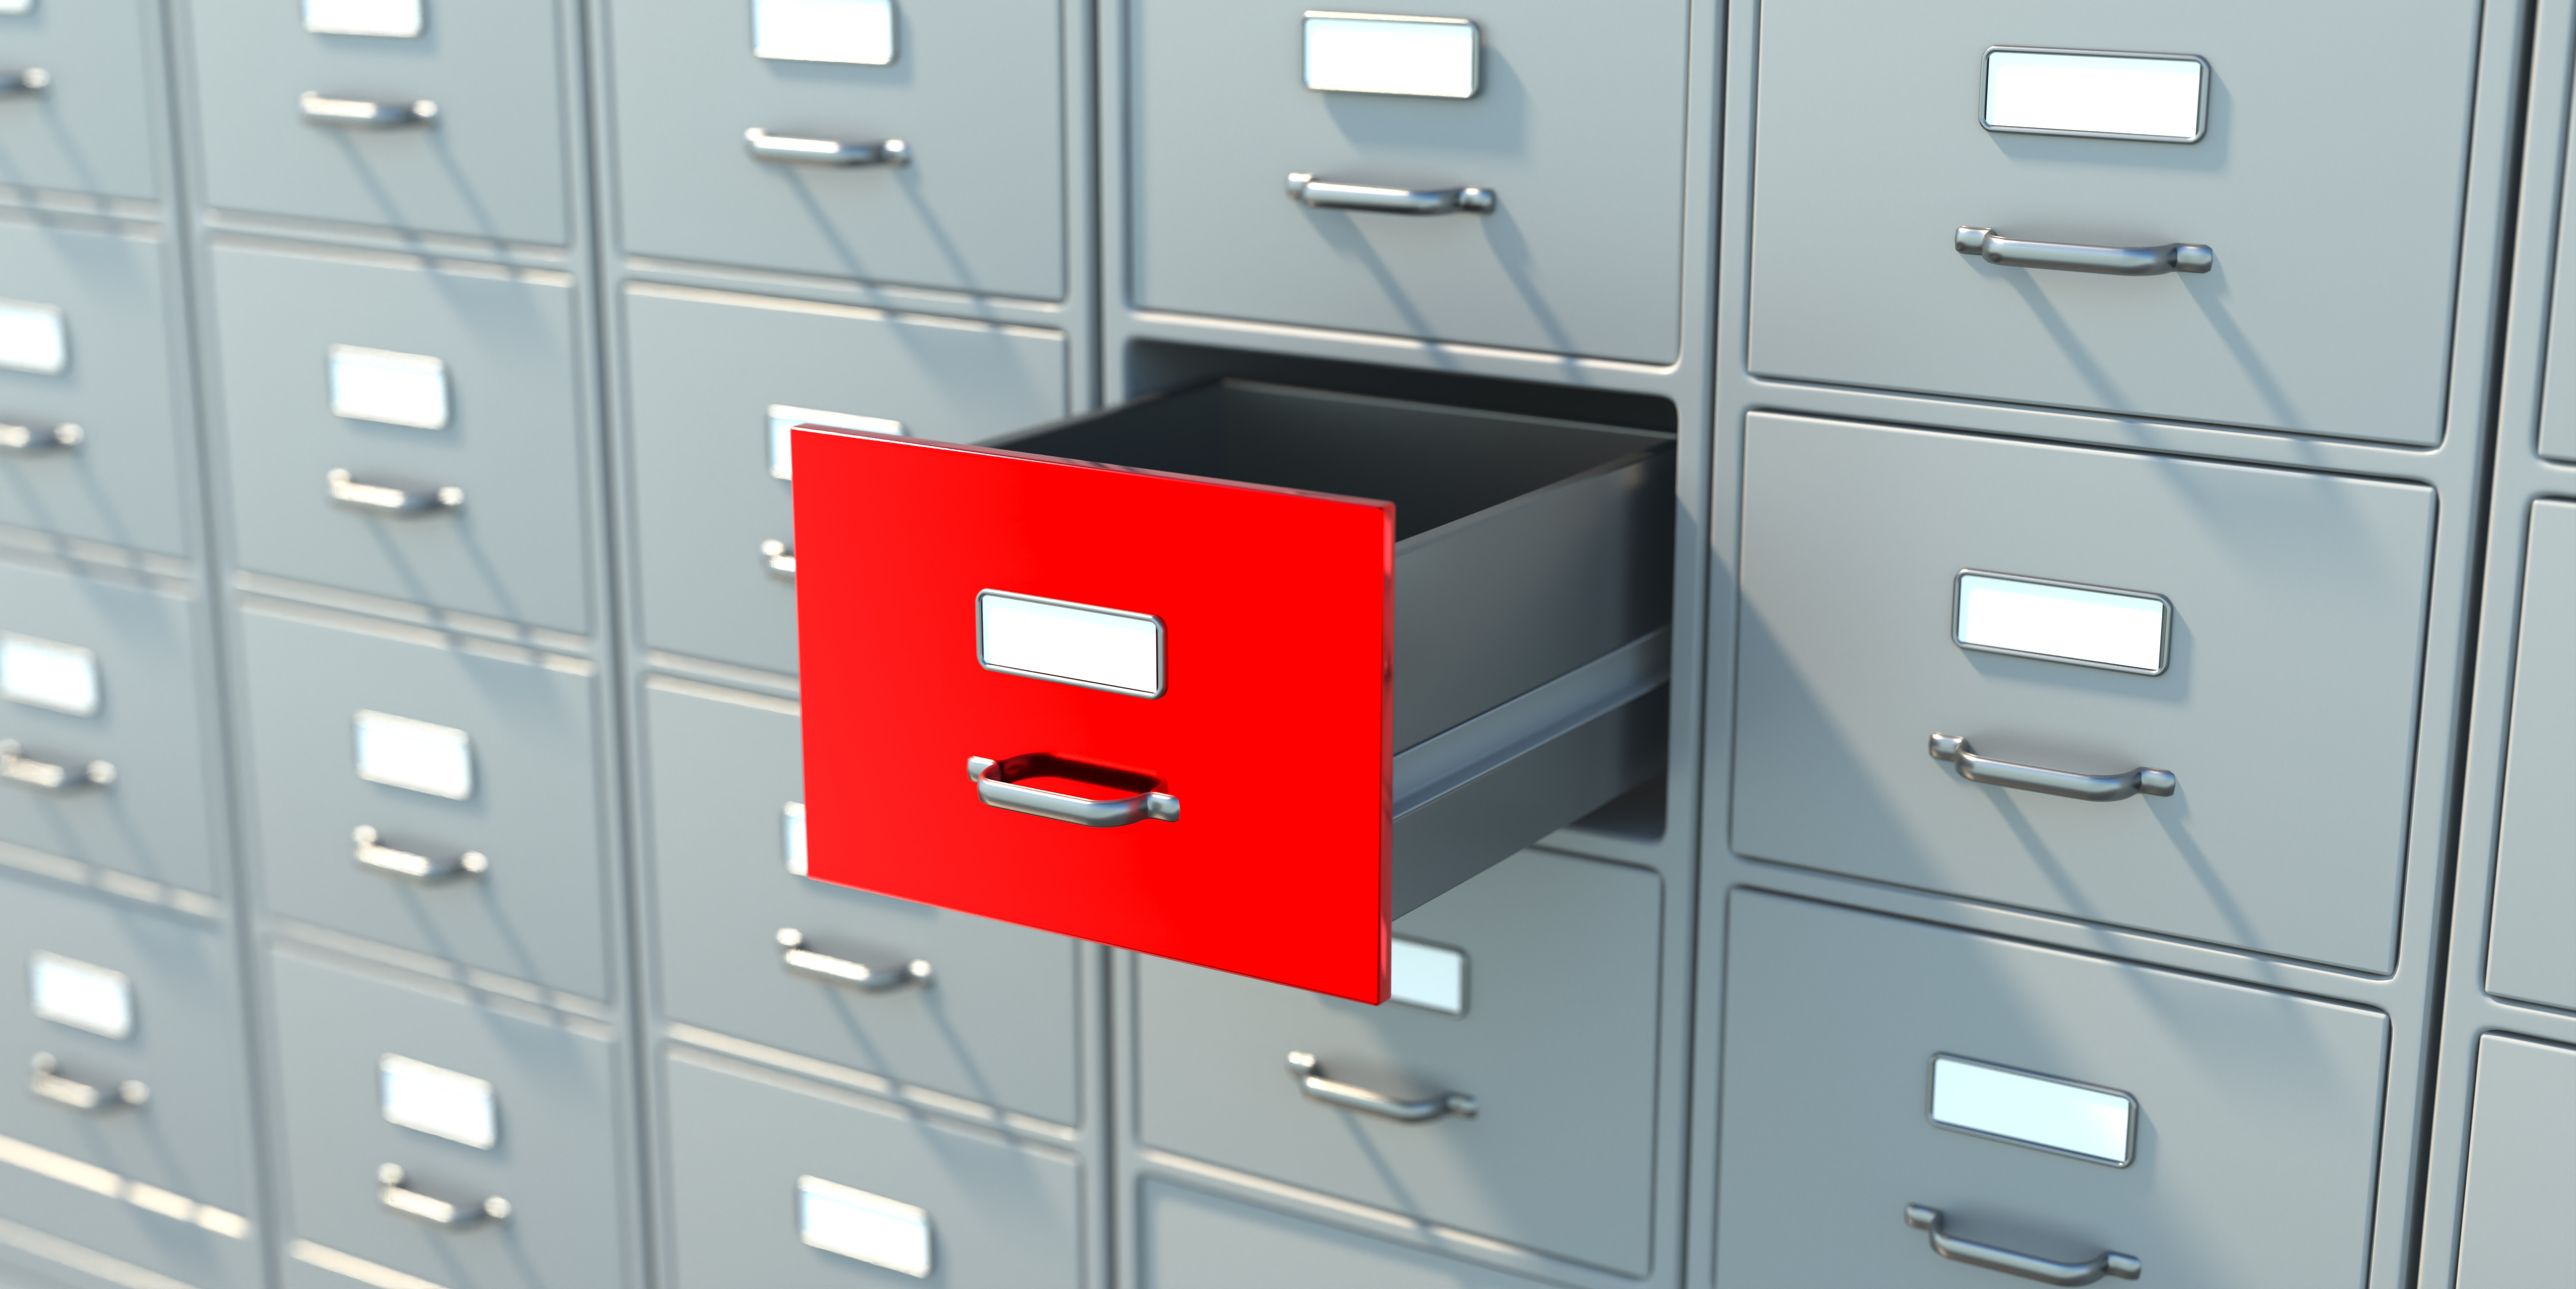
300;92;439;128
1287;172;1495;215
1905;1204;2140;1285
377;1164;510;1228
328;468;463;514
775;929;931;992
30;1054;148;1112
0;741;115;791
353;826;487;882
744;128;909;167
761;539;796;579
0;69;52;95
1285;1051;1476;1122
1956;226;2212;276
1929;734;2175;802
0;421;82;451
967;754;1179;827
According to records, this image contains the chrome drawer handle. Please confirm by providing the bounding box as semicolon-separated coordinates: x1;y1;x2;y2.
776;929;931;992
300;92;438;128
353;826;487;881
328;468;462;514
1285;1051;1475;1122
761;539;796;579
1287;173;1495;215
967;754;1179;827
0;421;82;451
1929;734;2174;802
0;741;115;791
378;1165;510;1227
0;68;51;95
1956;226;2211;276
30;1055;147;1112
744;128;909;167
1905;1205;2139;1285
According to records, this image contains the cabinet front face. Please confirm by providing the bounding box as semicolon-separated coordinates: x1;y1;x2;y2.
2485;502;2576;1009
1140;1183;1564;1289
0;0;163;200
2452;1034;2576;1289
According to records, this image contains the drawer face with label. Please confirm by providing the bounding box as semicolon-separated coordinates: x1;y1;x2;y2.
1135;851;1662;1275
1130;0;1689;361
1748;0;2481;444
623;284;1067;677
643;681;1082;1124
269;952;629;1289
1715;891;2387;1288
239;609;613;997
209;243;592;632
1731;413;2434;971
661;1052;1080;1289
2484;502;2576;1009
0;220;196;555
0;0;162;199
2453;1034;2576;1287
0;561;222;894
1142;1183;1563;1289
606;0;1065;297
183;0;572;242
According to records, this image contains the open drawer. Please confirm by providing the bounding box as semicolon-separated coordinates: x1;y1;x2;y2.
793;380;1672;1001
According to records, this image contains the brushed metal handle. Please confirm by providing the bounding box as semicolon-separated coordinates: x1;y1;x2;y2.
301;91;437;128
377;1164;510;1227
761;539;796;579
328;468;462;514
1906;1205;2140;1284
1956;226;2211;276
775;929;931;992
0;741;115;791
1285;1051;1475;1122
967;754;1179;827
1287;172;1495;215
0;421;82;451
352;826;487;882
30;1054;147;1112
744;128;909;167
1929;734;2175;802
0;68;51;95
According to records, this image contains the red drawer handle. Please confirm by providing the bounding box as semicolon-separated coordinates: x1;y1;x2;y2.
966;754;1179;827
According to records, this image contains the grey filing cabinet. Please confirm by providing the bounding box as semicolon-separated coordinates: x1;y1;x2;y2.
2449;1034;2576;1287
0;0;169;201
2483;500;2576;1010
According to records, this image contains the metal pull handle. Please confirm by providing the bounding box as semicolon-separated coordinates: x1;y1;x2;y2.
30;1055;147;1112
328;468;463;514
967;754;1179;827
0;69;51;95
353;826;487;881
1905;1205;2140;1285
1930;734;2175;802
775;929;931;992
761;539;796;579
0;741;115;791
1956;226;2211;276
301;92;438;128
1285;1051;1476;1122
0;421;82;451
377;1165;510;1227
744;128;909;167
1287;172;1495;215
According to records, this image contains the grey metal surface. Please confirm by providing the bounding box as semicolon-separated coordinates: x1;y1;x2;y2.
2484;500;2576;1010
2452;1034;2576;1288
0;0;164;200
1139;1182;1562;1289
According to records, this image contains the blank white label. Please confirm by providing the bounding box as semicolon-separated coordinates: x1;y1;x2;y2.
354;710;475;800
0;298;67;376
379;1055;497;1149
0;0;33;15
978;592;1164;698
783;802;808;876
799;1176;931;1277
1303;12;1479;98
0;634;100;716
329;345;450;430
304;0;423;37
1388;938;1465;1014
30;952;132;1040
1930;1055;2134;1165
755;0;895;66
1955;573;2168;674
769;404;902;481
1984;49;2207;143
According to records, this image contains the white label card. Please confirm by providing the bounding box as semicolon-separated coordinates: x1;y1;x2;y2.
379;1055;497;1149
1954;572;2169;675
784;802;808;876
0;634;100;716
0;0;33;17
30;952;133;1039
0;298;67;376
1388;938;1464;1014
354;710;475;800
755;0;895;66
304;0;423;37
798;1176;932;1277
1303;12;1479;99
1983;49;2207;143
329;345;450;430
1930;1055;2135;1165
978;592;1164;698
769;404;902;481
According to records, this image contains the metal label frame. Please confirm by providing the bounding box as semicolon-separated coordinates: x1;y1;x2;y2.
1951;568;2174;676
1303;11;1482;100
1925;1052;2139;1167
975;590;1166;699
1980;46;2211;145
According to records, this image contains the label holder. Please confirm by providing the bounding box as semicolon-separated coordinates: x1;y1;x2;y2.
1927;1053;2138;1167
976;590;1166;699
1953;570;2172;676
1981;46;2211;145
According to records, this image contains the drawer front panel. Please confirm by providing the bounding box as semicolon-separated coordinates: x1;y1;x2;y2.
2454;1034;2576;1288
1142;1183;1558;1289
0;0;162;199
2485;501;2576;1008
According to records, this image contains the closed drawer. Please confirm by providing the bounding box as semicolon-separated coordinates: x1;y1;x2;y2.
269;952;632;1289
2454;1034;2576;1288
1748;0;2481;444
1715;891;2387;1288
0;560;221;894
644;680;1081;1125
661;1051;1079;1288
624;284;1066;676
183;0;572;242
1135;851;1661;1275
1130;2;1688;361
606;0;1064;297
1143;1183;1557;1289
240;608;613;997
0;0;163;199
210;242;592;632
1731;413;2433;971
2485;501;2576;1008
0;218;195;555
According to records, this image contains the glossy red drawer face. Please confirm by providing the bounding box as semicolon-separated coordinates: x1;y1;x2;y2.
793;427;1397;1001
